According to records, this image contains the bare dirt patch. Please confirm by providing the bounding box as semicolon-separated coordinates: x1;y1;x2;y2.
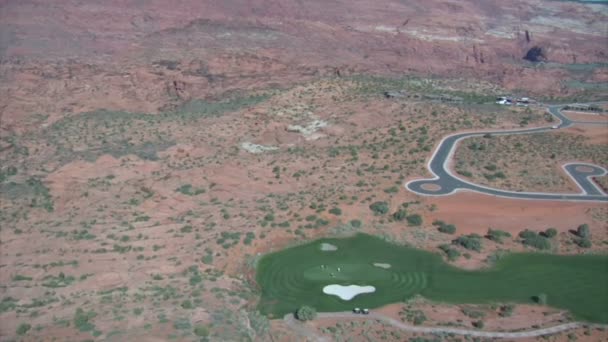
563;111;608;123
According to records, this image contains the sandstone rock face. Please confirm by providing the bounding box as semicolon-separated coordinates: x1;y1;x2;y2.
1;0;607;131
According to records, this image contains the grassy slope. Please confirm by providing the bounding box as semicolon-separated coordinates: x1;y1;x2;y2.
256;234;608;323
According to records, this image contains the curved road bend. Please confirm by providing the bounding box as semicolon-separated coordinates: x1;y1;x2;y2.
406;105;608;202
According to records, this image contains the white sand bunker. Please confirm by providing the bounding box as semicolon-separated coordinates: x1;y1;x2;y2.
373;263;391;269
323;284;376;300
320;243;337;251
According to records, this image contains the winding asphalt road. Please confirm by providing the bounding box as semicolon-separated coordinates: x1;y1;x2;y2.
405;105;608;202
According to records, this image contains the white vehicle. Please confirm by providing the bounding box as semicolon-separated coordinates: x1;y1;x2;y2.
551;125;559;129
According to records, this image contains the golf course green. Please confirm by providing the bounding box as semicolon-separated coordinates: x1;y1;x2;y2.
256;234;608;323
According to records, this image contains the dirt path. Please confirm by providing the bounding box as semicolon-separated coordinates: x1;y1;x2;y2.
285;312;604;340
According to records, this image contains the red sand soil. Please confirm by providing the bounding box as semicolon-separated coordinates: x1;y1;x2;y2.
421;192;606;236
563;111;608;123
1;1;607;341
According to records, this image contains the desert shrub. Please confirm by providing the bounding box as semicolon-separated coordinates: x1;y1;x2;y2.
577;238;592;248
433;220;456;234
438;244;461;261
499;304;515;317
181;300;193;309
328;207;342;216
194;325;209;337
462;308;485;319
295;306;317;321
74;308;97;332
543;228;558;238
577;224;590;239
350;219;362;228
384;186;399;194
453;234;482;252
392;209;407;221
16;323;31;336
519;230;551;250
518;229;537;239
406;214;423;226
176;184;205;196
486;229;511;244
473;320;484;329
369;201;389;215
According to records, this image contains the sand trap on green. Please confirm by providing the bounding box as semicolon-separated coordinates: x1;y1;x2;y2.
256;233;608;323
323;284;376;300
320;243;337;251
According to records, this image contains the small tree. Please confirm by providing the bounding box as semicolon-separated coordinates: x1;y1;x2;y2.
406;214;423;226
577;224;590;239
438;223;456;234
369;202;389;215
328;207;342;216
577;238;592;248
296;306;317;321
350;219;362;228
193;325;209;337
392;209;407;221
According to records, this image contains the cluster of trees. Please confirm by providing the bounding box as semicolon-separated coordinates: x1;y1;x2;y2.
519;230;551;250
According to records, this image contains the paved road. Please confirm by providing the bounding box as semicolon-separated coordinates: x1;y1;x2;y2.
284;312;605;340
405;105;608;202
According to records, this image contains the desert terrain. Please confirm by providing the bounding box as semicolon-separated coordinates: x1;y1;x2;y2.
1;0;607;341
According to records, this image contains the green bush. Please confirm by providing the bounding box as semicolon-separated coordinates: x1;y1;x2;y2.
577;224;590;239
328;207;342;216
577;238;592;248
518;229;537;239
295;306;317;321
439;244;461;261
350;220;362;228
519;230;551;250
453;234;482;252
392;209;407;221
181;300;193;309
16;323;31;336
406;214;423;226
369;201;389;215
433;220;456;234
543;228;558;238
194;325;209;337
74;308;97;332
486;229;511;244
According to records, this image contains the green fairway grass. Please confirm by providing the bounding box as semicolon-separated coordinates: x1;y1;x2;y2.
256;234;608;323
